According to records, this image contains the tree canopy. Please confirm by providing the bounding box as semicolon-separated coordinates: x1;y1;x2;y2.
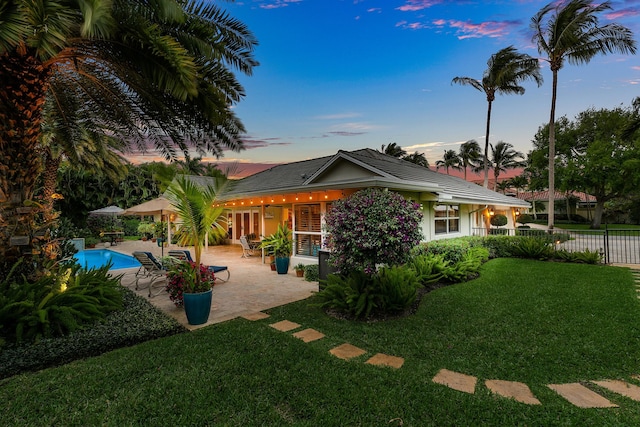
527;105;640;228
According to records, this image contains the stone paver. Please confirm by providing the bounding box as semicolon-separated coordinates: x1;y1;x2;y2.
330;343;367;360
592;380;640;402
292;328;325;343
432;369;477;394
485;380;541;405
242;312;270;321
365;353;404;369
547;383;618;408
270;320;301;332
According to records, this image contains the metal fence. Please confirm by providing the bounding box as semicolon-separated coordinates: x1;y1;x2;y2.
472;227;640;265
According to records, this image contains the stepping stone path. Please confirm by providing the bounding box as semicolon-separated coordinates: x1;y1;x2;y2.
631;269;640;299
548;383;618;408
244;311;640;409
485;379;541;405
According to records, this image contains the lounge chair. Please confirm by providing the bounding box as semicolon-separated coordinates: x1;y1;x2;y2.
131;251;167;297
167;250;230;283
239;235;258;258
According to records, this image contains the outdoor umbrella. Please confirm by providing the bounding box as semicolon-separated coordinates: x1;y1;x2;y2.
123;197;176;256
89;206;125;241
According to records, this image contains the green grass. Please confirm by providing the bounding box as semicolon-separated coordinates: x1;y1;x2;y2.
2;259;640;426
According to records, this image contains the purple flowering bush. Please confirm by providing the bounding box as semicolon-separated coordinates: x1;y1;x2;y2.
324;188;423;274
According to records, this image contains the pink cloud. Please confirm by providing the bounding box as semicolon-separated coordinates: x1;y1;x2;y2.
259;0;302;10
435;19;521;39
605;8;640;20
396;0;443;12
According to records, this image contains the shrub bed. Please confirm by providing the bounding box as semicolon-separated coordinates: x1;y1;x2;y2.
0;288;186;379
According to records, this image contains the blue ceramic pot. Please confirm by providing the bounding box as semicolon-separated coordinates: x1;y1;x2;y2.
183;289;213;325
275;257;290;274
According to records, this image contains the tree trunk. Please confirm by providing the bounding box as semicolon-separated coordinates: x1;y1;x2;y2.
483;100;493;189
547;69;558;231
42;148;61;222
0;51;50;259
591;200;605;229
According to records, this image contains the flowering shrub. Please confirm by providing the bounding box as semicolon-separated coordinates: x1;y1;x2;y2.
166;261;215;307
324;188;423;273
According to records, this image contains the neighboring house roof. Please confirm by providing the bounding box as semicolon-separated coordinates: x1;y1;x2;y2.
222;148;529;208
516;190;596;203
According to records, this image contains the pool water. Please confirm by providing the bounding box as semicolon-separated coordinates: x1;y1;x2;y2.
74;249;141;270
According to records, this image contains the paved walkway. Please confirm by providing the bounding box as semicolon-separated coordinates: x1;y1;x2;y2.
107;240;318;331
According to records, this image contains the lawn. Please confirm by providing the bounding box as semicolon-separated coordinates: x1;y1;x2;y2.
2;259;640;426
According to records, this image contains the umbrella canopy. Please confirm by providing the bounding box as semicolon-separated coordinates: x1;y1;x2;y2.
89;205;124;215
122;197;175;216
123;197;176;256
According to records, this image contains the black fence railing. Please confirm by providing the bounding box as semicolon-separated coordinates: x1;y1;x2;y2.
472;227;640;265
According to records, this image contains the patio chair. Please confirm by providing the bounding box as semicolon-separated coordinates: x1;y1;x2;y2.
167;250;230;283
239;235;258;258
131;251;167;297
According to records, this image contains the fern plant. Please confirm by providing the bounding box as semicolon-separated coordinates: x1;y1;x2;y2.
408;253;447;286
510;237;554;260
376;265;419;313
0;260;123;344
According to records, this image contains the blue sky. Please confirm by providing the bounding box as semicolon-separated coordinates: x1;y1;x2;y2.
137;0;640;175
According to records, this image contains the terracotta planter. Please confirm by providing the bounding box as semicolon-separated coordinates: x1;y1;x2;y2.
295;269;304;277
270;262;276;271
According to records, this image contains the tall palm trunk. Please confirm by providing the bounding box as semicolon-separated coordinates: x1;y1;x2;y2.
483;100;493;188
42;148;61;221
547;68;558;231
0;51;50;258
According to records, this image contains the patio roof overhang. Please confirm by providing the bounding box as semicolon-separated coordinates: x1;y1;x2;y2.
217;177;531;210
217;177;443;205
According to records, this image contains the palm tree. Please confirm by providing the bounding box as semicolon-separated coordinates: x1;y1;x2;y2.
489;142;525;191
402;152;429;168
435;150;462;175
458;140;482;181
380;143;407;158
452;46;542;188
39;89;128;219
508;175;529;198
176;155;207;176
166;175;226;291
495;181;511;194
0;0;257;257
531;0;636;230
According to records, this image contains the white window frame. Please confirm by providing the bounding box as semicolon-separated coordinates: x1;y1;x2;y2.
434;204;460;235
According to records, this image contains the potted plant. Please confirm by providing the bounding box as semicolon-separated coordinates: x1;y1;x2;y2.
85;236;100;249
166;175;227;325
294;263;305;277
137;222;155;241
260;223;292;274
166;260;216;307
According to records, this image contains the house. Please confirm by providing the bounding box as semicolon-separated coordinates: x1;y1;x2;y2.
216;148;530;265
515;190;597;221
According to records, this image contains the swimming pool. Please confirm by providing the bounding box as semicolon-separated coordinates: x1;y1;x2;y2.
74;249;141;270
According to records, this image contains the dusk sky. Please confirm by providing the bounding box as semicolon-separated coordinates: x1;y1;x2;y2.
131;0;640;177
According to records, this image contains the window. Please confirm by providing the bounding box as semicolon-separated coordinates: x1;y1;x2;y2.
434;204;459;234
295;204;322;256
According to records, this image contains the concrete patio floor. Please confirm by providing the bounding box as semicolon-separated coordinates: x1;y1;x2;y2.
107;240;318;330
